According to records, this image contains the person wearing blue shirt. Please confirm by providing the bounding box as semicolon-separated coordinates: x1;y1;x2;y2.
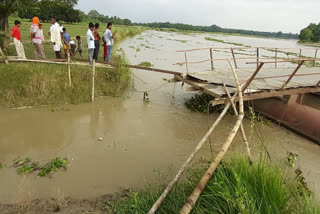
103;23;117;62
62;28;72;58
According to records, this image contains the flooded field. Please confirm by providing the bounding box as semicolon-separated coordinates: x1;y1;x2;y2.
0;31;319;204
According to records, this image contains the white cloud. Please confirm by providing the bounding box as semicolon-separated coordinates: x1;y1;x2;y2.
77;0;320;33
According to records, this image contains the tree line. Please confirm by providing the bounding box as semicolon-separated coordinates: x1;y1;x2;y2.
135;22;298;39
0;0;302;51
299;23;320;43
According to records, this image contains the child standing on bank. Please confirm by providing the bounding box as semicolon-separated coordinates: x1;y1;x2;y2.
62;28;72;58
76;35;83;58
39;24;46;58
11;20;26;59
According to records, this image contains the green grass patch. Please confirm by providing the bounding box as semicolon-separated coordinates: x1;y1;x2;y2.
205;37;247;46
108;156;319;213
0;57;131;107
137;61;154;68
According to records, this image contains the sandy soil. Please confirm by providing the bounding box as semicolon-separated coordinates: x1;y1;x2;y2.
0;194;121;214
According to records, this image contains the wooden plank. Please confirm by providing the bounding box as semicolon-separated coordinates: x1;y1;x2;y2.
242;63;264;92
212;87;320;105
110;63;181;75
176;47;319;53
281;60;304;89
174;75;237;97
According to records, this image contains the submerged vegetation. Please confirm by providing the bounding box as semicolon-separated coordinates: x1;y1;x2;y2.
138;61;154;67
205;37;247;46
11;157;68;177
108;156;319;213
136;22;298;39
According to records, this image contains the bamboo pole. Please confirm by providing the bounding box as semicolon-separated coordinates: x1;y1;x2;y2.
147;93;238;214
231;48;238;69
299;49;302;59
275;48;278;68
256;48;259;69
314;49;318;67
0;47;8;64
184;52;189;74
209;48;214;70
180;59;245;214
223;83;252;162
91;60;96;102
68;53;71;87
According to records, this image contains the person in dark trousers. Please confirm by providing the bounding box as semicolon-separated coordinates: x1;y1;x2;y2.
87;22;95;65
93;23;101;61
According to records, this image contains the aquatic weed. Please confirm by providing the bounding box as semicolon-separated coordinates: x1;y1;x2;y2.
38;158;68;177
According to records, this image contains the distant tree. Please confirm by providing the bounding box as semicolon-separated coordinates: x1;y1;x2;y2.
88;10;102;20
0;0;36;51
18;0;81;23
299;23;320;43
299;28;313;42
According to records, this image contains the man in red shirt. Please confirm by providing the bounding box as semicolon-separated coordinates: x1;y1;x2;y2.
11;20;26;59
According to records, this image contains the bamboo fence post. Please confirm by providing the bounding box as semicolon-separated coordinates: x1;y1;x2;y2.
91;59;96;102
223;83;252;162
184;51;189;74
68;53;71;87
231;48;238;69
0;47;8;64
314;49;318;67
209;48;214;70
275;48;278;68
180;58;245;214
256;48;259;69
147;93;239;214
299;49;302;59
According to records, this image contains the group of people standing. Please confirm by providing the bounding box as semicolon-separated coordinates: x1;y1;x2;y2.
87;22;117;65
11;17;116;65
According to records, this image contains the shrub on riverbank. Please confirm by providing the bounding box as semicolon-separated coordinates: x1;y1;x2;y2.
108;156;319;213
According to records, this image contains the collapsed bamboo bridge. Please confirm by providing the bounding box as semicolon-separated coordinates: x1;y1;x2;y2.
1;46;320;213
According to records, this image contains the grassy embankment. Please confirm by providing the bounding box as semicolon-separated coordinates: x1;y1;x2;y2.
0;17;146;107
107;155;319;214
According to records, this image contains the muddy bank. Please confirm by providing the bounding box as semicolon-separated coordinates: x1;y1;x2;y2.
0;194;118;214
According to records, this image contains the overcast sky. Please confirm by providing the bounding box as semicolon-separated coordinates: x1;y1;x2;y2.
77;0;320;34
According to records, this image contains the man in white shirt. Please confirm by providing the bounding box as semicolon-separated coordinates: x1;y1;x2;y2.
104;23;117;62
87;22;95;65
49;18;62;59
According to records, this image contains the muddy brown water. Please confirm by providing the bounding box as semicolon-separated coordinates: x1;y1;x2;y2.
0;31;319;204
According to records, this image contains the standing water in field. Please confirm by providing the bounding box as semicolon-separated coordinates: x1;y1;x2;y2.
0;31;319;204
